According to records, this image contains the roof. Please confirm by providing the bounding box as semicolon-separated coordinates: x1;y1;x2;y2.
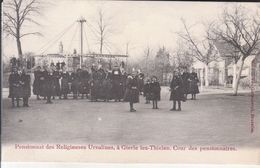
227;55;256;68
213;40;238;57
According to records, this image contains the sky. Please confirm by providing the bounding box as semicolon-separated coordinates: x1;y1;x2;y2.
2;1;259;62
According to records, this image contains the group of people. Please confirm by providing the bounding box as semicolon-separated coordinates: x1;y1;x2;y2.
32;64;146;104
8;61;200;112
8;67;31;107
141;70;200;111
169;70;200;111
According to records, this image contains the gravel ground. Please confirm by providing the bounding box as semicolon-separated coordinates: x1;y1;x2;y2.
2;90;260;148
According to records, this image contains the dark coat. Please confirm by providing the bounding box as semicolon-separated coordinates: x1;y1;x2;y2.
182;72;190;94
53;71;61;96
100;78;113;100
149;81;161;101
97;69;106;80
71;72;80;94
61;72;70;94
90;70;99;100
90;79;100;100
91;70;99;80
91;69;107;99
137;77;144;93
122;74;127;93
170;75;185;101
189;72;200;94
143;83;152;100
111;70;124;100
20;74;31;98
123;76;139;103
40;72;56;97
39;70;48;96
79;70;90;94
8;73;22;98
33;70;41;95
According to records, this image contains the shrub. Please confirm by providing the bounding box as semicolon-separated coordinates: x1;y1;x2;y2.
239;77;251;89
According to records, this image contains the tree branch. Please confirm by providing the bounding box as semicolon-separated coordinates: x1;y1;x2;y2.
20;32;42;38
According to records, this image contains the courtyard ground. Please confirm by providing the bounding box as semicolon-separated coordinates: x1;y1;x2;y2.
1;87;260;148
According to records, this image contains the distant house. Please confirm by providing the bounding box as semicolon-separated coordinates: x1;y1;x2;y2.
192;41;260;87
192;57;227;86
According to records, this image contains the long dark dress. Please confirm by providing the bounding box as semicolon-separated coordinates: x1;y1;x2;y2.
53;70;61;96
170;76;185;101
182;72;190;94
137;76;144;93
9;73;22;98
111;69;124;100
100;76;113;100
123;76;139;103
39;70;48;96
149;81;161;101
40;72;56;97
78;70;90;94
33;70;41;95
61;72;70;95
143;82;152;101
20;73;31;98
71;72;80;95
189;72;200;94
90;70;99;100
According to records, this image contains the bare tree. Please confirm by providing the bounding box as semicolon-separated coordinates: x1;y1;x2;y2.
155;46;171;85
174;40;194;72
96;8;113;54
213;39;240;88
212;5;260;95
177;19;218;87
3;0;43;60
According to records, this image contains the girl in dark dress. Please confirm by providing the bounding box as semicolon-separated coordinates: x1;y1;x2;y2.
20;69;31;107
8;67;21;107
40;67;56;104
40;67;48;100
123;73;139;112
181;71;190;100
143;78;151;104
33;66;42;100
170;71;185;111
52;67;62;99
111;69;124;102
79;68;90;99
61;68;70;99
71;69;81;99
150;76;161;109
189;71;200;100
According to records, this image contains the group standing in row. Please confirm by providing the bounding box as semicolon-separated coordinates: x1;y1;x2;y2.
9;62;200;112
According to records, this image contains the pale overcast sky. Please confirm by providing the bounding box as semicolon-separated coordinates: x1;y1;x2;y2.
2;1;259;62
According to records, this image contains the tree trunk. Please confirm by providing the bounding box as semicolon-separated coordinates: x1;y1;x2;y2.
100;36;103;54
200;69;204;91
16;36;23;60
233;58;245;96
224;59;228;87
205;63;209;87
232;61;237;89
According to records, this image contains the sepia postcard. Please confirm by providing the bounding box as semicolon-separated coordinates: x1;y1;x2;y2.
1;0;260;166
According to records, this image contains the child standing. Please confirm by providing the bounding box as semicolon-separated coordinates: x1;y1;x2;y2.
123;73;140;112
170;71;185;111
150;76;161;109
143;78;151;104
